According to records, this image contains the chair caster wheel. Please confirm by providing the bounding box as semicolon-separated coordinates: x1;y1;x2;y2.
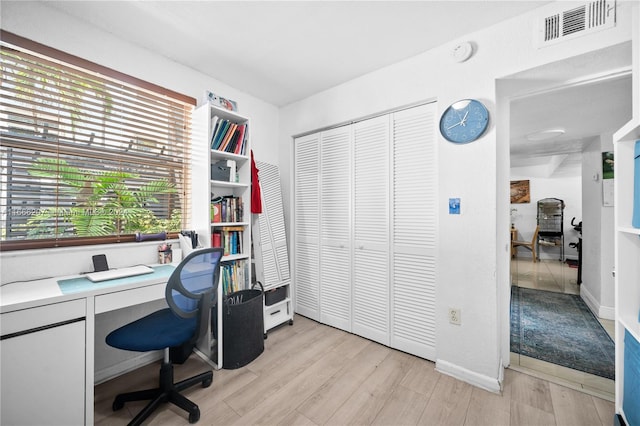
202;377;212;388
112;398;124;411
189;408;200;424
264;333;268;339
289;319;294;326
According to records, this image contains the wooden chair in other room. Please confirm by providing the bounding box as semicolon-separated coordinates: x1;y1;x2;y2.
512;226;539;262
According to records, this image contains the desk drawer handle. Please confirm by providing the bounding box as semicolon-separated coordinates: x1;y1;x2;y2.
270;310;281;316
1;317;85;340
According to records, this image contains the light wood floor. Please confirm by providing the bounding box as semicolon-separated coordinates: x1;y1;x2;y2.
95;315;615;425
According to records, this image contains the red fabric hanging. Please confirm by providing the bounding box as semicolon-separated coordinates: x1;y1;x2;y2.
251;150;263;214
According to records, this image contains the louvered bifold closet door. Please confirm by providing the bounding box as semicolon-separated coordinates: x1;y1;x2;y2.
319;126;353;331
254;161;290;289
391;103;437;361
352;115;390;345
294;133;321;320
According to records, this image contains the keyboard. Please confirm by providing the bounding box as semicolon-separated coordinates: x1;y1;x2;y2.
86;265;154;282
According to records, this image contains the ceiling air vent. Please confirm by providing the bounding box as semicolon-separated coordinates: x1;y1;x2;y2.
536;0;616;48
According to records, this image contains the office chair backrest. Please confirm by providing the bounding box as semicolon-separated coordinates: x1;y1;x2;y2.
166;248;224;319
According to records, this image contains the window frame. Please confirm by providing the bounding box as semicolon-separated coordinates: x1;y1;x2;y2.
0;31;195;251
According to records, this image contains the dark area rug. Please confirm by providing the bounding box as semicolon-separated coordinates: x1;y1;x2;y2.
510;286;615;380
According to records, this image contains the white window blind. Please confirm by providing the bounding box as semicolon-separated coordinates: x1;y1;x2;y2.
0;31;193;250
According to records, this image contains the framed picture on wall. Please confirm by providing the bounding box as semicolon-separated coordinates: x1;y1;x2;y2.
602;151;614;179
602;151;614;206
510;180;530;204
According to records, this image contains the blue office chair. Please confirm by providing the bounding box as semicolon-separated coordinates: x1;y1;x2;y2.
106;248;224;425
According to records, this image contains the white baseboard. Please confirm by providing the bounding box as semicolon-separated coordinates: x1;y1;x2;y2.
580;286;615;321
598;305;615;320
435;359;501;394
95;351;162;384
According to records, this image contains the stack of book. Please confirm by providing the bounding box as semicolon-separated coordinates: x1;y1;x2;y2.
212;226;244;255
221;259;247;295
210;117;248;155
211;196;243;223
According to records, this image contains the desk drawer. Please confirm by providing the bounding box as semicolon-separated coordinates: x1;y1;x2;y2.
1;299;85;336
95;283;165;313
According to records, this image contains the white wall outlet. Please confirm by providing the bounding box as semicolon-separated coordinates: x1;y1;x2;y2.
448;308;461;325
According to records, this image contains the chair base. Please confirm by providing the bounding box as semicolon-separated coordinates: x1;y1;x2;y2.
112;361;212;425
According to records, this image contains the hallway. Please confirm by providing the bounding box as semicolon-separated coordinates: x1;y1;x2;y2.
510;258;615;401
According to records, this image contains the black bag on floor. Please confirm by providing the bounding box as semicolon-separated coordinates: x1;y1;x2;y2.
214;282;264;369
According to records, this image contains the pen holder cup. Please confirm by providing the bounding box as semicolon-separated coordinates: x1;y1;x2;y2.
158;250;173;264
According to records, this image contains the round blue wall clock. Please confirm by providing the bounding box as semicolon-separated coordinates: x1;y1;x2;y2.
439;99;489;144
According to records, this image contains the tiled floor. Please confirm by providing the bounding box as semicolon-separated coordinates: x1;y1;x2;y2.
510;257;615;401
511;257;580;295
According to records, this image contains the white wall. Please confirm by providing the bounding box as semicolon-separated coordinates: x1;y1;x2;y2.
581;134;616;319
279;2;633;391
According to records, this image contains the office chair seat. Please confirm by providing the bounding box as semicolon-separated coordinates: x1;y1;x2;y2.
106;309;197;352
105;248;224;425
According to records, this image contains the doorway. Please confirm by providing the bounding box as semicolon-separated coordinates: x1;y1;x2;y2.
499;44;633;399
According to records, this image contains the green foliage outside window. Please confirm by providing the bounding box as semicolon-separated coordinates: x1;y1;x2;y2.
24;158;180;238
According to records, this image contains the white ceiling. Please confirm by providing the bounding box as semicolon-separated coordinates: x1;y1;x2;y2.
508;41;633;178
28;1;634;175
510;74;632;177
42;0;552;107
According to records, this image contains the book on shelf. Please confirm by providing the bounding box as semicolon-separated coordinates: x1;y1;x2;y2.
211;196;243;222
221;259;247;295
211;119;231;151
209;116;219;145
210;119;248;156
212;230;222;248
211;202;221;222
238;123;248;155
227;128;240;154
211;120;228;150
212;227;244;256
225;123;244;154
218;123;238;152
234;124;247;155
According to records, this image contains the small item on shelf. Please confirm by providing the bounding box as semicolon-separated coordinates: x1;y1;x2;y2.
264;286;287;306
211;159;235;182
158;243;172;264
204;90;237;111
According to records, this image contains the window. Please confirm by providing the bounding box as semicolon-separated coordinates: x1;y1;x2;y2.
0;31;194;250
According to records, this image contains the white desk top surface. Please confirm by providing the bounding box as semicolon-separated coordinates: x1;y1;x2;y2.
0;264;175;314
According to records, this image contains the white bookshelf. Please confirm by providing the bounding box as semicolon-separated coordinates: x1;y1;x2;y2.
614;97;640;426
191;104;251;369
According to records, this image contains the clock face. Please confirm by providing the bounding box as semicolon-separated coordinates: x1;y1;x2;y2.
439;99;489;144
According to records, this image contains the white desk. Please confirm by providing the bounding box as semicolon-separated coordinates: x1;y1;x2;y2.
0;265;174;425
